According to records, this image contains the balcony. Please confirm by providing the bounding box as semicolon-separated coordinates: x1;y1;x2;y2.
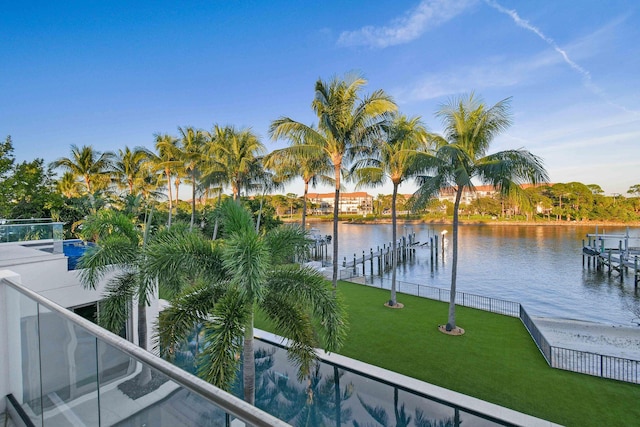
0;272;289;426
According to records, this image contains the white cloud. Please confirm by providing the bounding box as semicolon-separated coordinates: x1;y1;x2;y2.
397;50;560;102
337;0;477;48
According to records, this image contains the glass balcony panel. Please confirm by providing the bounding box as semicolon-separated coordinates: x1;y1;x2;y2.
38;305;100;426
6;285;43;426
97;341;229;426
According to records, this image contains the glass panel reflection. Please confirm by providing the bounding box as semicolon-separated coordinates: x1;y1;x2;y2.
98;341;229;426
38;305;99;426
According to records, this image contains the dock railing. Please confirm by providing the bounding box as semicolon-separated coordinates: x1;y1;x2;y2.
344;272;640;384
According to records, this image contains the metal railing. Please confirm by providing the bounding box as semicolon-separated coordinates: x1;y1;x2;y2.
344;272;640;384
1;275;291;426
347;274;520;317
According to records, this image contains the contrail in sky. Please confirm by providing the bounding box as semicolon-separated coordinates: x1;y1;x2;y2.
485;0;638;115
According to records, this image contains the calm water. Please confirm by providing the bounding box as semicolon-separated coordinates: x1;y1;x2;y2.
310;222;640;326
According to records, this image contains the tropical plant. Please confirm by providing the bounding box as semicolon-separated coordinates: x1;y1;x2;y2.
265;134;333;231
205;125;266;200
50;144;113;196
152;133;181;227
270;73;397;288
145;200;347;404
109;146;153;196
178;126;207;229
351;113;429;307
412;93;548;331
77;209;156;384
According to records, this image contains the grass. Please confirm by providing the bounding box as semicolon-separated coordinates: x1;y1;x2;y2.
257;281;640;427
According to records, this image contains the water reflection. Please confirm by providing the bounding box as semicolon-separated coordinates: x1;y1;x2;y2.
310;222;640;325
247;340;507;427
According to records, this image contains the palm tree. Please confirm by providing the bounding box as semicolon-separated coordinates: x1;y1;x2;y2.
352;114;429;307
77;209;156;384
57;171;83;198
110;146;153;196
265;136;333;232
178;126;207;229
205;125;266;200
412;93;548;332
152;133;181;227
270;73;397;288
50;144;113;198
145;200;347;405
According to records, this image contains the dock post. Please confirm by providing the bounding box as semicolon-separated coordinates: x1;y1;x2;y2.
619;241;625;282
435;235;439;263
370;248;374;275
378;247;382;276
430;237;434;263
353;254;357;275
362;251;366;276
635;256;638;288
582;239;585;267
608;250;612;276
343;256;346;268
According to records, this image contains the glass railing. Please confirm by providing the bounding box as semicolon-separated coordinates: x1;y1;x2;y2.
1;275;290;427
0;219;63;253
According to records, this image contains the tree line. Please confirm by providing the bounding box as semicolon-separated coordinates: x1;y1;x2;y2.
1;73;636;387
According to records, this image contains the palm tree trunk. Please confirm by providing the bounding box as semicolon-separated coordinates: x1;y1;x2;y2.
136;300;152;386
243;313;256;404
390;183;398;306
174;178;180;210
190;171;196;230
332;164;341;289
213;188;222;240
302;180;309;232
166;169;173;227
447;187;463;331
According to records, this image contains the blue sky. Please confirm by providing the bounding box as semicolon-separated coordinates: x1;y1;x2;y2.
2;0;639;197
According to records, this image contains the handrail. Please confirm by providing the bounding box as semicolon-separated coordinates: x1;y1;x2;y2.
1;276;291;427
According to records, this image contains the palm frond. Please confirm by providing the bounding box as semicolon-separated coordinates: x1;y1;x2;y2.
197;287;250;389
98;271;137;333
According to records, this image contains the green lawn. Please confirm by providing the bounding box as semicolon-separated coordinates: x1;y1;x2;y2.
258;281;640;427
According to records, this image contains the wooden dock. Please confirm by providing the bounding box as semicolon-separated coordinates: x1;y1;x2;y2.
582;227;640;286
343;230;446;276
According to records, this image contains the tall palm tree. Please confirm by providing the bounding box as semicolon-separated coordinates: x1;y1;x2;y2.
265;134;333;232
413;93;548;332
50;144;113;196
205;125;266;200
110;146;153;195
270;73;397;288
152;133;181;227
178;126;207;229
145;200;347;405
351;114;429;307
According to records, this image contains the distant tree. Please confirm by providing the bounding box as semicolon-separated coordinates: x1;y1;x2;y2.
587;184;604;195
265;129;333;231
50;144;113;196
10;159;58;219
110;146;153;196
0;136;16;217
628;184;640;197
152;133;181;227
177;127;207;229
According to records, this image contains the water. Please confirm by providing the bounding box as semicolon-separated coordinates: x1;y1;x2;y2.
169;338;511;426
310;222;640;326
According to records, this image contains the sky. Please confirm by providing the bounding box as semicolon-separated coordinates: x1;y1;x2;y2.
1;0;639;197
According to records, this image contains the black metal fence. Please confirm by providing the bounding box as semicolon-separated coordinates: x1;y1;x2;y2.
344;272;640;384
